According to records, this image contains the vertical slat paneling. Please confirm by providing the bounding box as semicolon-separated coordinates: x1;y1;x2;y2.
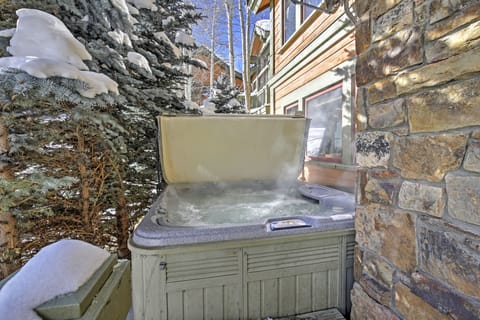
312;271;328;310
279;276;296;315
143;255;165;320
167;291;183;320
328;270;339;308
131;253;144;320
247;281;261;319
204;286;223;320
184;288;204;320
262;279;278;318
224;285;242;320
296;274;312;314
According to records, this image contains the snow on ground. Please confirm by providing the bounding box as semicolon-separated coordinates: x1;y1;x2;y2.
0;8;119;98
0;240;110;320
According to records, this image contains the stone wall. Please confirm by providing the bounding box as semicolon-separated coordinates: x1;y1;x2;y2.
352;0;480;319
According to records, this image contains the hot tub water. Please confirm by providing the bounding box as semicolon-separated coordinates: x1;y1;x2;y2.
162;184;329;226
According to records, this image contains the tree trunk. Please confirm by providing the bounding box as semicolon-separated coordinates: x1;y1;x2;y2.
112;162;130;258
224;0;235;87
209;0;218;97
0;119;19;278
76;126;91;232
238;0;252;110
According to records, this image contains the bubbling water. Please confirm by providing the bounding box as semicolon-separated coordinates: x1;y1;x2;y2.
162;183;330;226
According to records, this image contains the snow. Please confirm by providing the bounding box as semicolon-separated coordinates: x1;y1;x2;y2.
0;28;15;37
108;29;132;47
0;56;119;98
110;0;130;15
255;19;270;32
0;240;110;320
126;3;140;15
126;0;158;11
8;8;92;70
0;9;119;98
162;16;175;27
154;32;181;58
175;31;195;46
192;58;208;69
127;51;152;74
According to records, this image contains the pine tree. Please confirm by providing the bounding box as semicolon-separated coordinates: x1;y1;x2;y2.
0;0;202;274
210;73;246;114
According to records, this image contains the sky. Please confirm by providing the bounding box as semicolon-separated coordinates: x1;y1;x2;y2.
191;0;270;71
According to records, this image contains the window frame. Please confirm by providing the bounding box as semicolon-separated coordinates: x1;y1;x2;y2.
284;102;299;115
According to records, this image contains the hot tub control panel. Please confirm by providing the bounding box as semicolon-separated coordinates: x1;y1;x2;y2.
270;219;312;230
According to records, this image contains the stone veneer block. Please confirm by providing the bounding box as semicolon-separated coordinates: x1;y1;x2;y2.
355;204;416;273
446;172;480;226
356;132;392;168
426;20;480;62
368;98;406;129
364;179;398;205
429;0;471;24
418;217;480;299
358;28;422;86
373;0;412;42
358;273;391;306
398;181;445;217
426;3;480;41
464;140;480;173
411;271;480;319
393;134;467;182
368;46;480;104
408;78;480;132
362;250;394;289
395;282;450;320
350;283;400;320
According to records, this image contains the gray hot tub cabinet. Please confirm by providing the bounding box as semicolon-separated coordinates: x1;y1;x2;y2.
129;115;355;319
131;230;354;320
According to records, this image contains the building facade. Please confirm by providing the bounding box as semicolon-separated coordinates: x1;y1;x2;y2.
249;0;357;191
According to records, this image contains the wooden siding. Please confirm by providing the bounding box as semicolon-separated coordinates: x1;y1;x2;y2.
275;10;345;72
274;32;355;102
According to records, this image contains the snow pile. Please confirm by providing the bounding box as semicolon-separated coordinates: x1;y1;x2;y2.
175;31;195;46
0;8;119;98
126;0;158;11
127;51;152;74
8;9;92;70
0;28;15;37
0;239;110;320
254;19;270;40
108;29;133;47
154;31;181;58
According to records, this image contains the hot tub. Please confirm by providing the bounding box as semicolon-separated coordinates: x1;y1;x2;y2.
129;115;355;320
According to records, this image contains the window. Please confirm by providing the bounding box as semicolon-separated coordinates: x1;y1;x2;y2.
284;103;299;115
305;83;343;161
283;0;297;42
303;0;323;21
